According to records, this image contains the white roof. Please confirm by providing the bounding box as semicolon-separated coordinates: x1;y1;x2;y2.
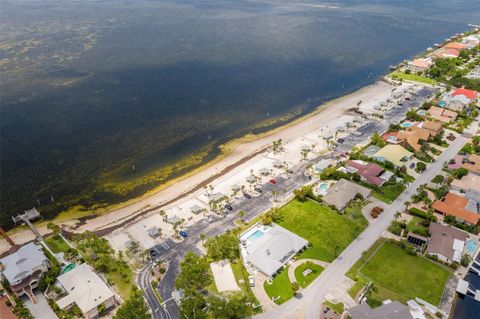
452;239;465;262
0;243;47;284
242;224;308;277
56;263;115;314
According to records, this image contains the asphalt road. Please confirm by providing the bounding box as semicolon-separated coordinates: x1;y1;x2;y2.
255;120;478;319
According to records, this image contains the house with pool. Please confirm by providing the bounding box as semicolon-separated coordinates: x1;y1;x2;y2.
239;223;308;277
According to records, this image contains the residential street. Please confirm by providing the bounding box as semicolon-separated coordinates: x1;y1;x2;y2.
255;120;477;319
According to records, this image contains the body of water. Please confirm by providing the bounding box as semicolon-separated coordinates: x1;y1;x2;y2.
1;0;479;228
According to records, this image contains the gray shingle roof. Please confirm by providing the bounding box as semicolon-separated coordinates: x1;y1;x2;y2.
0;243;47;284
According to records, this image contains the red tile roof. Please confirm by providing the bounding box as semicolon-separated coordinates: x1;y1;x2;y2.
443;42;467;51
345;160;385;186
452;88;478;100
432;192;480;225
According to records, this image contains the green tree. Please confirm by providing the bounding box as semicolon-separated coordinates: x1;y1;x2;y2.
291;282;300;295
47;222;61;235
179;290;208;319
208;292;250;319
114;288;150;319
415;162;426;173
205;233;239;261
431;175;444;188
175;252;211;291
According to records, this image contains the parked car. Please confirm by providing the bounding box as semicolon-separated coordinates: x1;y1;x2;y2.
409;162;415;169
337;138;345;144
269;179;277;184
150;249;157;257
243;193;251;199
254;187;262;193
286;169;294;174
248;275;255;287
206;216;214;223
225;204;233;211
179;230;188;238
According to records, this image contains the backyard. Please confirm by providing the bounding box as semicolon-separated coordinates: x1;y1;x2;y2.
44;234;71;254
347;240;451;306
275;199;367;262
389;72;438;85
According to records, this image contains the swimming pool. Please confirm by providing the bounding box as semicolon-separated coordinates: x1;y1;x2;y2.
400;122;414;128
61;263;76;274
317;182;330;196
417;110;427;116
466;239;477;255
387;136;398;142
248;230;265;242
438;101;447;108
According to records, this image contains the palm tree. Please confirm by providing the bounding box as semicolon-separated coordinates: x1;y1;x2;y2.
239;210;246;222
394;211;402;220
403;201;411;212
159;210;167;222
200;233;206;245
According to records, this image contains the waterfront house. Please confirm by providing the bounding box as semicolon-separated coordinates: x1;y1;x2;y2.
55;263;117;319
439;88;478;112
443;42;468;51
372;145;413;167
0;242;49;301
427;222;468;264
432;192;480;225
433;47;460;59
407;58;432;73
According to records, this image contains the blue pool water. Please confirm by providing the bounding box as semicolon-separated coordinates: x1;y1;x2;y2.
248;230;265;241
417;110;427;116
466;239;477;255
319;183;329;191
400;122;413;128
438;101;447;107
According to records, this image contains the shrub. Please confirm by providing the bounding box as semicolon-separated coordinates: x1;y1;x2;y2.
408;208;428;219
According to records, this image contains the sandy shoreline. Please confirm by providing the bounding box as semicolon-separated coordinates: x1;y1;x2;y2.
1;80;394;252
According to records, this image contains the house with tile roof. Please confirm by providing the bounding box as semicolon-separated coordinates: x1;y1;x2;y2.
441;88;478;111
451;173;480;193
432;192;480;225
345;160;387;186
443;42;468;51
420;120;443;136
427;222;468;264
433;47;460;59
463;154;480;175
372;145;413;167
427;106;458;123
407;58;432;73
55;263;117;319
396;126;432;152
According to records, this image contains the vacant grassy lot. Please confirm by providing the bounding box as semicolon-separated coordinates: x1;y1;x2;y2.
372;182;405;203
389;72;437;85
264;267;293;304
276;199;367;262
348;240;451;305
294;262;324;288
44;234;71;254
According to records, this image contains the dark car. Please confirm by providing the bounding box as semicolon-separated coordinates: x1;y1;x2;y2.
254;187;262;193
409;162;415;169
225;204;233;211
337;138;345;144
150;249;157;257
179;230;188;238
286;169;294;174
243;193;251;199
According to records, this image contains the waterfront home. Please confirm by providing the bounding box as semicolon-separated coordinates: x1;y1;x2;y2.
427;222;468;264
432;192;480;225
0;242;49;301
462;154;480;175
55;263;117;319
439;88;478;112
427;106;458;123
372;145;413;167
407;58;432;73
348;301;414;319
433;47;460;59
462;35;480;48
239;223;308;277
443;42;468;51
345;160;386;186
322;179;371;211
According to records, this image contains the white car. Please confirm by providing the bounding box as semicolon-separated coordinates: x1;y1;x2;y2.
248;275;255;287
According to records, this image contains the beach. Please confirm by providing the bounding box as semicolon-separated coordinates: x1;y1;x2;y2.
0;80;397;253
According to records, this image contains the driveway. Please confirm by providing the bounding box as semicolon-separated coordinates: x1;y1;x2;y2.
23;291;58;319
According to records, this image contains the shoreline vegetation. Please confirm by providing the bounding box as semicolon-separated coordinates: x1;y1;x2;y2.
5;80;377;238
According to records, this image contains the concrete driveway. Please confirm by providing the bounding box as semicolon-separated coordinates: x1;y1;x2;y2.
23;291;58;319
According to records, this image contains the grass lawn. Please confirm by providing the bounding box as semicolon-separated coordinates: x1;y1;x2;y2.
323;301;345;314
406;216;429;237
44;234;71;254
264;267;293;304
389;72;437;85
230;260;260;308
349;240;451;305
276;199;367;262
372;182;405;203
106;271;133;300
294;262;324;288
